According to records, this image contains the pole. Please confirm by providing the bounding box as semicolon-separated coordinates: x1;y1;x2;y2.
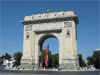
52;51;54;68
48;45;49;67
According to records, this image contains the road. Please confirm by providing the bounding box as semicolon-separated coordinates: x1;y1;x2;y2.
0;70;99;75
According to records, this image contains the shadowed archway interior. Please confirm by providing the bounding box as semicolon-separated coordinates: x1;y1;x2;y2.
38;34;59;68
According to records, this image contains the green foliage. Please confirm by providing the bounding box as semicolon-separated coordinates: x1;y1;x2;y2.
52;54;59;68
93;51;100;69
87;50;100;69
78;54;87;67
0;53;11;66
41;50;59;68
1;53;11;60
0;57;3;66
87;56;94;65
13;52;22;67
0;55;5;59
4;53;11;60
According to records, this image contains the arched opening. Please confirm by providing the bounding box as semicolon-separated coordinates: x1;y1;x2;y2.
38;34;59;69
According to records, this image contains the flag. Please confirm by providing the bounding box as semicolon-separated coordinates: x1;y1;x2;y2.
46;9;49;12
45;45;49;66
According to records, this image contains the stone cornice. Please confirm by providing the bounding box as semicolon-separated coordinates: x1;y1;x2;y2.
21;11;79;25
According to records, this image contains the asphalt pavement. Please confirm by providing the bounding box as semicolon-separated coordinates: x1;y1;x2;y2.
0;70;99;75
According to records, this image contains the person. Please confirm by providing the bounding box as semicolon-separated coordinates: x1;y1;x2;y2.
58;68;60;71
17;67;19;70
60;68;62;70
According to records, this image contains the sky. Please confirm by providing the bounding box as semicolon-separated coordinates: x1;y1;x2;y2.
0;0;99;60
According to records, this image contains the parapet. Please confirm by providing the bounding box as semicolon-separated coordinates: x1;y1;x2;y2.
21;11;79;25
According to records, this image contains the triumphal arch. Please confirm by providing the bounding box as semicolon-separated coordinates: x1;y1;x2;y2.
20;11;79;69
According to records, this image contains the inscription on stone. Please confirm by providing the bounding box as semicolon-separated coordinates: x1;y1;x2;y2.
32;22;63;31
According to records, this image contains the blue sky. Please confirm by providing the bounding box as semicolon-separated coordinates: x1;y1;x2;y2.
0;0;99;60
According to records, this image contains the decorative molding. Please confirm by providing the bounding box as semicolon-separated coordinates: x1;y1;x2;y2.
32;22;64;31
64;21;72;28
24;25;32;31
21;11;79;25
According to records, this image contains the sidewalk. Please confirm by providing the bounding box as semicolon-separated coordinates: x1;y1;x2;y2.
6;68;99;72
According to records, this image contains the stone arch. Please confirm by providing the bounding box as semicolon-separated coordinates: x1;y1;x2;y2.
37;33;60;46
35;33;62;67
21;11;79;70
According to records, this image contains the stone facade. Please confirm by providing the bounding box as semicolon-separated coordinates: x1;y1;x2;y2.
20;11;79;70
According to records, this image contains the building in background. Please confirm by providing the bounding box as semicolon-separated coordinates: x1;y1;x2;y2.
2;58;15;69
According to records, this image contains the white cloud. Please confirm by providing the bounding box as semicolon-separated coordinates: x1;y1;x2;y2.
95;48;100;51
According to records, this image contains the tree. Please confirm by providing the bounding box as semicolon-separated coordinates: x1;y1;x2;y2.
0;53;11;66
0;57;3;66
13;52;22;67
52;54;59;68
87;56;94;65
1;53;11;60
78;54;87;67
4;53;11;60
41;50;59;68
0;55;5;59
87;50;100;69
93;51;100;69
